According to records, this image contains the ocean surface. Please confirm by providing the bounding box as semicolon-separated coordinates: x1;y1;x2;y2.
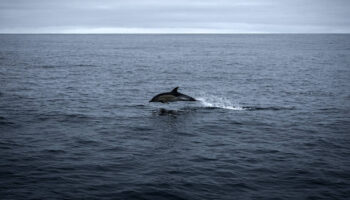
0;34;349;200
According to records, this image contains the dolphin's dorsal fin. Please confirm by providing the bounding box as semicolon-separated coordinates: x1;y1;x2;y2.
171;87;179;93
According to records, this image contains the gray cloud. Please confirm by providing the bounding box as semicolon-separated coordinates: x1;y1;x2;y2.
0;0;349;33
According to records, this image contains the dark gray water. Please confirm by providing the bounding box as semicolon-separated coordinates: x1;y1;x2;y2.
0;34;350;199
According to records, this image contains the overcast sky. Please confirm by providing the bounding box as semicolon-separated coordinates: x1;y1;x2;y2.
0;0;349;33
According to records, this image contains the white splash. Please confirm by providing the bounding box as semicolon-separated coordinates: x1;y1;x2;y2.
196;95;245;110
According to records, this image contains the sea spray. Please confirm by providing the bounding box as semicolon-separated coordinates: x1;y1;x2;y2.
196;95;245;110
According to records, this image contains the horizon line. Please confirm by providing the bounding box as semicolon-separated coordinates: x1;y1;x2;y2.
1;32;349;34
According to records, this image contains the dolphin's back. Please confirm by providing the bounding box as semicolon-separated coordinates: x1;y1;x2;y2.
150;92;177;102
149;87;196;103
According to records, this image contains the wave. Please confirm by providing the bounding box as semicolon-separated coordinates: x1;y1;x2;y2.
243;106;295;111
196;95;295;111
196;96;245;110
0;116;16;127
147;95;294;114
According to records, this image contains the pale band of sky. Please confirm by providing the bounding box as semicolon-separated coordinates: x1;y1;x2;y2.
0;0;349;33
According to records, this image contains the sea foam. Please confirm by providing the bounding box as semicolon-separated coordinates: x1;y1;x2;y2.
196;95;245;110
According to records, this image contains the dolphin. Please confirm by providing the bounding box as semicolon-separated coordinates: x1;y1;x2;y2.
149;87;196;103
